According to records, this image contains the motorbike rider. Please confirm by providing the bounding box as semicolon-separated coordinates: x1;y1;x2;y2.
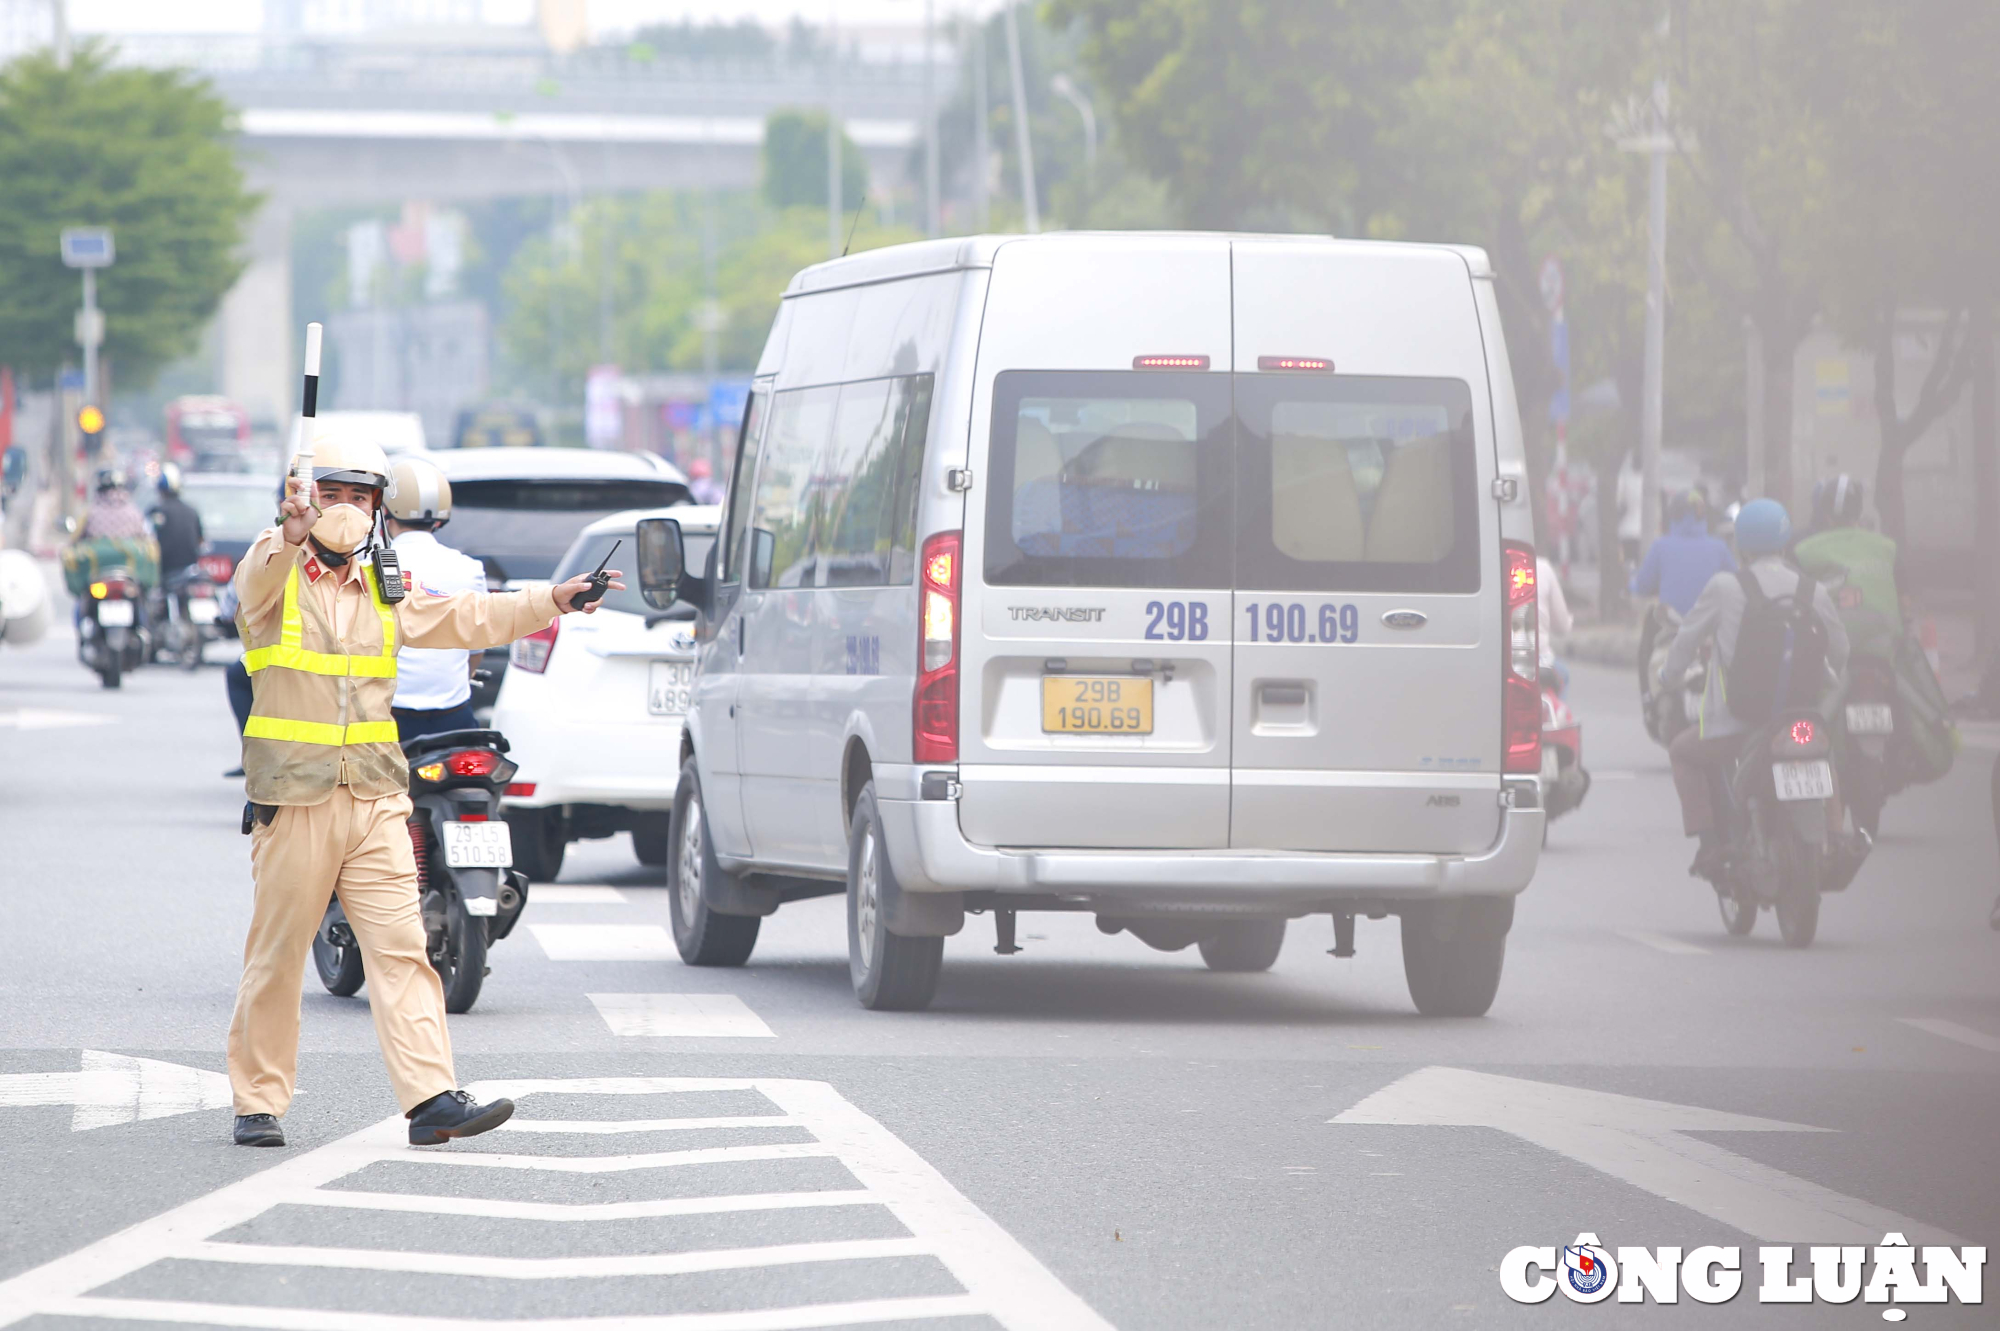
81;466;150;542
1659;498;1849;878
1632;490;1737;701
149;463;205;574
228;426;622;1149
1792;474;1904;662
383;456;487;740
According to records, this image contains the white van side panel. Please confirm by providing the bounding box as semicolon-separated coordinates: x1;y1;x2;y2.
1472;276;1537;547
1229;241;1503;854
959;238;1236;849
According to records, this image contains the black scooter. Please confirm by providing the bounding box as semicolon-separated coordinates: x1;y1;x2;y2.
313;729;530;1012
76;566;149;689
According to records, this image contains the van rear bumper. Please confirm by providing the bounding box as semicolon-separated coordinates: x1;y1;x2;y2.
876;793;1543;906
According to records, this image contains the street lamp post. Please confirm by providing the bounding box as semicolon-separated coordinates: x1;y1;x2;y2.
1050;73;1096;205
1618;78;1672;551
827;3;843;259
1001;2;1039;233
60;228;112;414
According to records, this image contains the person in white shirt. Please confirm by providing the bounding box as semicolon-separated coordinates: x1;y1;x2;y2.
384;457;488;739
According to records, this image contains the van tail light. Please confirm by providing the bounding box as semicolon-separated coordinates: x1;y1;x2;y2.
914;530;962;763
1503;541;1541;774
512;620;559;673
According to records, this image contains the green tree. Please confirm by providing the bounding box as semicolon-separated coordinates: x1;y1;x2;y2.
762;109;869;212
0;44;257;384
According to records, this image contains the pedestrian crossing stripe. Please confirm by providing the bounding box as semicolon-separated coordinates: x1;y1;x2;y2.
0;1077;1116;1331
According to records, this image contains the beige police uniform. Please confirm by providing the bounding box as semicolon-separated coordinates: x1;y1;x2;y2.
228;529;558;1116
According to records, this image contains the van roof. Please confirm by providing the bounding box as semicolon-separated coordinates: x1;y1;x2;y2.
783;232;1493;297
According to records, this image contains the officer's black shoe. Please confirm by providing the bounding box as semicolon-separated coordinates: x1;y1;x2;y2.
233;1113;284;1147
407;1089;514;1146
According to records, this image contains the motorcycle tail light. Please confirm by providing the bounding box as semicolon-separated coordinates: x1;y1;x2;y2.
1790;719;1815;746
89;581;109;599
447;749;501;777
505;782;536;797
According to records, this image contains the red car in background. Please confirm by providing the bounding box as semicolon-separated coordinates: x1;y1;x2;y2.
165;396;251;471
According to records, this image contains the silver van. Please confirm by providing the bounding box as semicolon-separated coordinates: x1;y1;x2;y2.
637;232;1545;1016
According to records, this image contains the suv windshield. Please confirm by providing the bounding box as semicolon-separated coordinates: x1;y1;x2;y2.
556;529;716;619
439;478;689;582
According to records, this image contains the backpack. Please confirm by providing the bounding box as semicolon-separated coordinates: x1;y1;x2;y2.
1725;568;1828;724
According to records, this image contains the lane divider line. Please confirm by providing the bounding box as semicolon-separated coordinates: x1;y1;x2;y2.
1899;1017;2000;1055
279;1188;881;1223
589;993;777;1038
40;1293;993;1330
182;1235;934;1279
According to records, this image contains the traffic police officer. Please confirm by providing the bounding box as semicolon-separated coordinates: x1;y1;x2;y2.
229;429;621;1148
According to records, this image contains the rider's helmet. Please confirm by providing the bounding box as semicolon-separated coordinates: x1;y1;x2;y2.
1810;473;1865;529
296;425;392;496
1733;498;1791;558
91;465;128;494
156;461;182;496
1668;489;1708;527
385;456;453;528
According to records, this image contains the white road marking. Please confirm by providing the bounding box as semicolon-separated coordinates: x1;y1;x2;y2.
0;1076;1116;1331
501;1114;801;1134
531;885;630;904
1615;929;1710;955
591;993;777;1038
1899;1017;2000;1055
42;1294;992;1330
1590;769;1648;780
1956;720;2000;751
530;923;677;960
0;707;116;731
1332;1065;1960;1244
0;1050;232;1131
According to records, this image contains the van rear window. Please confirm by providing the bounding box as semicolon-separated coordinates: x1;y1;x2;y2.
984;371;1233;588
1235;376;1480;594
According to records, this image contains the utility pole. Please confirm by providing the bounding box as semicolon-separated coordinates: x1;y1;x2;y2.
1640;77;1668;548
923;0;940;237
972;19;990;232
51;0;69;69
1051;73;1096;209
1001;1;1039;233
827;3;843;260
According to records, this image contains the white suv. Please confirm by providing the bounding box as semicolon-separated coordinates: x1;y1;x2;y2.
494;505;719;880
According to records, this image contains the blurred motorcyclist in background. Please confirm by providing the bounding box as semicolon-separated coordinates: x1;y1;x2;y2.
1537;554;1573;695
1793;474;1903;660
1659;499;1850;878
149;463;205;574
1632;490;1737;699
82;467;149;541
686;456;724;505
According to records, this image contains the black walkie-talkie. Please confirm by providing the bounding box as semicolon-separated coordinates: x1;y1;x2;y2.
570;539;620;609
372;523;407;603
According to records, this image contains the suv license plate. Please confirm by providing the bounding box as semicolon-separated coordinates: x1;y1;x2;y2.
96;600;134;627
1773;759;1835;802
442;820;513;868
1845;703;1893;735
1041;675;1154;734
648;660;694;716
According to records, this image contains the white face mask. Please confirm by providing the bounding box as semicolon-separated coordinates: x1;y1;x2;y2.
310;502;373;554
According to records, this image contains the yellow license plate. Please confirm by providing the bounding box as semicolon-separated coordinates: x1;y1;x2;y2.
1041;675;1154;734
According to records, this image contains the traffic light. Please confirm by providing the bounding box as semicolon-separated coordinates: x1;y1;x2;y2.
77;405;104;435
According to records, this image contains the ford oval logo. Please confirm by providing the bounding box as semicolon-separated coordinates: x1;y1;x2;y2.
1381;609;1428;631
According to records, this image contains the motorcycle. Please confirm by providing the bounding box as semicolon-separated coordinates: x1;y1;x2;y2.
1539;669;1590;835
76;567;149;689
313;729;530;1013
1700;708;1867;947
1832;655;1901;839
150;564;225;671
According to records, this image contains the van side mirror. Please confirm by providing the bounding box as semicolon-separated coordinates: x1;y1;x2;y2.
635;518;685;610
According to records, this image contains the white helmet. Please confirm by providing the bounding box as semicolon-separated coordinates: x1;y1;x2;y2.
297;426;391;491
386;456;452;525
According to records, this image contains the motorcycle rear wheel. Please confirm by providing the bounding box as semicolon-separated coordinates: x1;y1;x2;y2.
1771;835;1822;948
313;898;365;996
1716;888;1757;936
424;886;487;1013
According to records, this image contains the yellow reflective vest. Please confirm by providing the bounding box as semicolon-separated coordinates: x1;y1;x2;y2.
241;561;408;804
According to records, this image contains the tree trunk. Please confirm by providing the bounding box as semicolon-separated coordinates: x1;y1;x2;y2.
1871;315;1908;544
1972;301;1998;664
1758;319;1796;511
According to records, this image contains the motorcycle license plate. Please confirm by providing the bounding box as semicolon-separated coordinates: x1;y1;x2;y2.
1773;759;1835;802
442;820;513;868
648;659;694;716
1845;703;1893;735
188;597;220;625
96;600;134;627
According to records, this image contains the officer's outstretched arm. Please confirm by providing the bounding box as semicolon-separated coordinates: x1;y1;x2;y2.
398;583;563;652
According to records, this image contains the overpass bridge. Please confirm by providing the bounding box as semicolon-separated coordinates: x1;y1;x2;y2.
111;33;940;424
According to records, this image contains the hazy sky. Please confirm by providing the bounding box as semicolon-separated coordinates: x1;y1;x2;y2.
67;1;1002;35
